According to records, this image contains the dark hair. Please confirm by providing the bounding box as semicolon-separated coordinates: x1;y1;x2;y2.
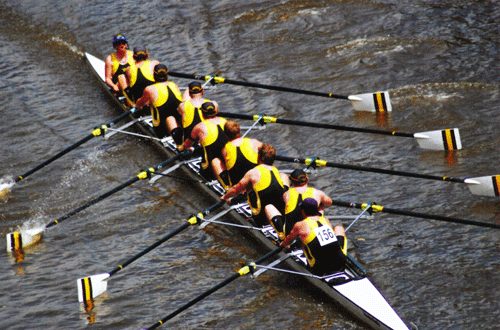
258;144;276;165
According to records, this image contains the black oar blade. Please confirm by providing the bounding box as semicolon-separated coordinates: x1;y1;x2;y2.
77;273;110;302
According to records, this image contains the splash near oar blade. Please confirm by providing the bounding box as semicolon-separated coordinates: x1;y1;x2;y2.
77;273;110;302
414;128;462;150
466;175;500;197
6;228;44;252
348;91;392;112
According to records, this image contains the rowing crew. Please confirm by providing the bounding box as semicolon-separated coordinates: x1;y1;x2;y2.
105;35;347;276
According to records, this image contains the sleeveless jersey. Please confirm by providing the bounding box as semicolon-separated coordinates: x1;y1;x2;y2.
111;50;134;84
284;186;315;236
182;99;209;140
225;137;259;185
150;82;183;138
248;165;285;227
128;60;155;102
302;216;346;275
199;118;227;170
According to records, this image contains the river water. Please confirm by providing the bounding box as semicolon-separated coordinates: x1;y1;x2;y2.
1;1;499;329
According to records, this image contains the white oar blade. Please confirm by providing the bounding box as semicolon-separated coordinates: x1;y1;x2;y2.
465;175;500;197
413;128;462;150
77;273;110;302
6;228;44;252
348;91;392;112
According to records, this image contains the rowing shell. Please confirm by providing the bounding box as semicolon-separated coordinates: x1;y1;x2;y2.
84;52;410;330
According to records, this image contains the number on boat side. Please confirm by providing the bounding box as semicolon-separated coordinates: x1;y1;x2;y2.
314;225;337;246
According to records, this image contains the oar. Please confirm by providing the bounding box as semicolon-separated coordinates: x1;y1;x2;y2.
168;71;391;112
330;199;500;229
140;246;283;330
275;155;500;197
77;200;225;303
218;112;461;151
5;150;190;252
7;108;138;186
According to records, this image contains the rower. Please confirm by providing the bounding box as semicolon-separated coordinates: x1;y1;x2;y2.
280;198;347;276
181;101;227;181
283;169;332;237
105;34;134;94
177;81;218;149
134;63;184;145
123;46;159;106
212;120;263;190
221;144;289;236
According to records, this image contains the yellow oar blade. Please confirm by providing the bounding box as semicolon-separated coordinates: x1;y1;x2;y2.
77;273;110;302
413;128;462;150
6;228;44;251
466;175;500;197
348;91;392;112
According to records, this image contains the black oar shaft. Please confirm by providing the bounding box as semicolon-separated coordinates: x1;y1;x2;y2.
275;155;466;184
146;247;283;330
331;200;500;229
108;200;225;277
168;71;349;100
14;109;136;183
218;112;414;138
45;152;185;229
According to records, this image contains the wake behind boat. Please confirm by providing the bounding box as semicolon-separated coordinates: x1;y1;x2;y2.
83;52;410;330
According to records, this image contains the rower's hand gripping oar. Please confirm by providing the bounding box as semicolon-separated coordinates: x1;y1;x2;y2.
5;150;190;252
219;112;461;151
76;200;225;303
2;108;138;194
167;71;391;112
275;155;500;197
330;200;500;229
140;246;284;330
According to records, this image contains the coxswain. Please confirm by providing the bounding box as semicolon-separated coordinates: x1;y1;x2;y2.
283;168;332;236
123;46;159;106
177;81;218;148
212;120;263;190
181;101;227;181
280;198;347;276
221;144;289;236
134;64;184;144
105;34;134;93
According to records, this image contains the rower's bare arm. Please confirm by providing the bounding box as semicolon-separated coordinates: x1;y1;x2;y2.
135;86;152;109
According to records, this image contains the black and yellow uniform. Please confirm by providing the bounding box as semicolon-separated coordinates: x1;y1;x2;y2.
128;60;156;103
284;187;315;236
225;137;259;186
198;118;228;181
302;216;346;276
248;165;286;227
111;50;134;84
150;82;183;139
182;99;209;141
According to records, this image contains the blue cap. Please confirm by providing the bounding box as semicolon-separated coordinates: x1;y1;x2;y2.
112;35;128;47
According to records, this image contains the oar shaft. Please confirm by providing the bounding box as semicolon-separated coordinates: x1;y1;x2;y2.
108;200;225;277
168;72;349;100
275;155;466;183
45;152;185;229
218;112;414;138
331;200;500;229
146;247;283;329
14;109;136;183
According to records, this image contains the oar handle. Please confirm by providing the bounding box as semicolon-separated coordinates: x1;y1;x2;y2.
168;72;349;100
218;112;414;138
330;199;500;229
